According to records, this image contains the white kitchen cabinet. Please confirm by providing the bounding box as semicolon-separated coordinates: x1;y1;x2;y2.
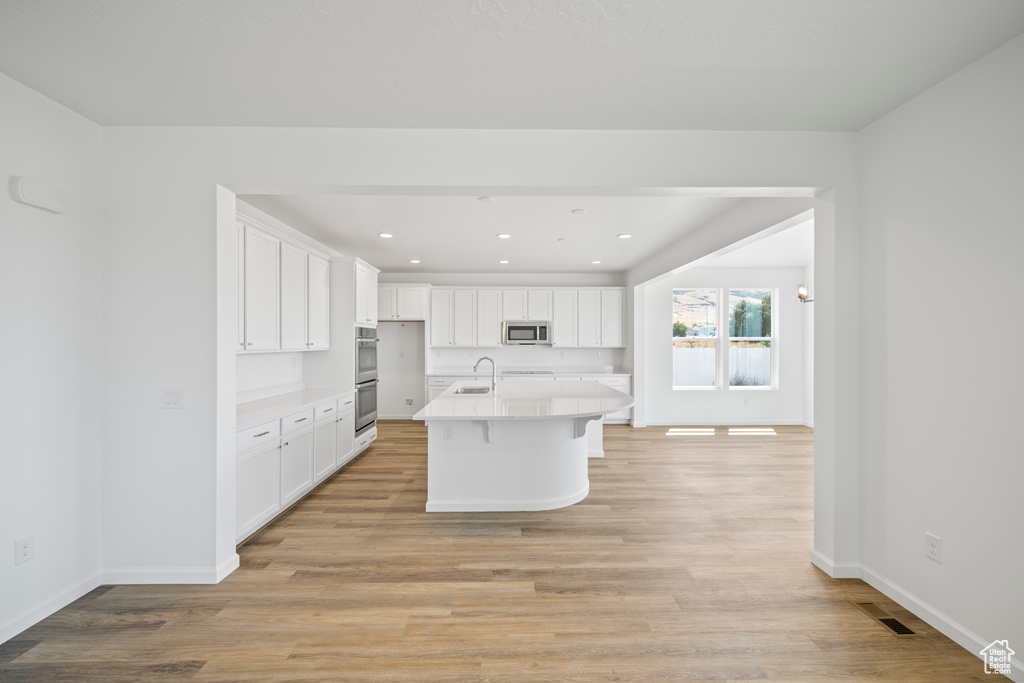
280;241;308;350
378;285;429;321
280;425;314;507
313;400;338;483
355;261;378;326
477;289;502;347
576;288;625;348
600;289;624;347
453;289;476;346
307;255;330;349
551;289;577;346
502;289;552;321
236;222;246;350
242;226;281;351
336;399;356;468
235;440;281;542
432;289;477;347
582;375;631;421
430;289;453;346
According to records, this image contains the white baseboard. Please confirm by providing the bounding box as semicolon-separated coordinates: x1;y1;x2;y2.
802;420;814;428
809;551;1023;682
0;569;103;645
859;564;1023;682
647;419;808;426
104;553;239;585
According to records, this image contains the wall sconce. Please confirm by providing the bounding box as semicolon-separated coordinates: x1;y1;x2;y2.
796;284;814;303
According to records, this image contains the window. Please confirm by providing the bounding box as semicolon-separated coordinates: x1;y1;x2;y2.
729;289;772;387
672;289;718;388
672;287;777;390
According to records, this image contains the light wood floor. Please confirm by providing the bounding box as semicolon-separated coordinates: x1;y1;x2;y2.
0;421;1002;682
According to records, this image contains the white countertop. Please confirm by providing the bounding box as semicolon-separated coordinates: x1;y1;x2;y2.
413;380;634;421
237;388;354;430
428;366;629;377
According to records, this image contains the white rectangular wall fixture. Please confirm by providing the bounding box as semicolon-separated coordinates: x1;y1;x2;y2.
11;176;67;214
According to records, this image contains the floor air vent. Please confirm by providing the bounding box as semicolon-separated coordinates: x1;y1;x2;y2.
852;601;923;638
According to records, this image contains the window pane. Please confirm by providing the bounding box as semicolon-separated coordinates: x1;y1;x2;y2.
730;340;771;386
673;289;717;338
729;289;772;338
673;339;717;387
673;289;718;388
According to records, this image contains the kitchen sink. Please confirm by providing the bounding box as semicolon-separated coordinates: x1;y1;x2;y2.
452;387;490;395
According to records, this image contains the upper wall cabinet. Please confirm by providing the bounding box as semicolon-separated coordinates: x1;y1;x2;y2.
431;288;482;347
551;289;577;347
501;289;552;321
237;221;331;353
378;285;429;321
577;288;624;347
241;225;281;351
354;261;378;327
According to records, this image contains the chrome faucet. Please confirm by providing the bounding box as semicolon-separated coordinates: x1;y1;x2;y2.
473;356;496;393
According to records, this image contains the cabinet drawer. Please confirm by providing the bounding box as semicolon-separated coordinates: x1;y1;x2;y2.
281;408;315;434
427;377;458;386
338;395;356;411
314;400;338;422
236;420;280;453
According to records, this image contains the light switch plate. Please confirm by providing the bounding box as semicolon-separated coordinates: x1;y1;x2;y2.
161;388;183;409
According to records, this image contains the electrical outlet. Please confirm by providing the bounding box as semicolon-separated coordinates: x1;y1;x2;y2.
405;398;414;406
443;425;455;441
925;532;943;563
15;535;34;565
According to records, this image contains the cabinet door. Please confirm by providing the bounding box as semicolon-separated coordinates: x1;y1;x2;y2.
236;223;245;350
336;407;356;468
452;289;477;346
377;286;396;320
236;442;281;541
280;427;314;506
502;289;527;320
577;289;601;347
528;289;553;321
280;242;308;350
313;417;338;482
355;263;377;326
600;289;624;347
396;287;427;320
552;290;577;346
307;255;330;349
477;289;502;347
243;227;280;351
430;289;453;346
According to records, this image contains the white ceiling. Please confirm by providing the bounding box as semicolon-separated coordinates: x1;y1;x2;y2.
700;219;814;269
2;1;1017;274
1;0;1022;131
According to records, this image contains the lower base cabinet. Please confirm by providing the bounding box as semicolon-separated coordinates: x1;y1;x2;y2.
235;441;281;541
235;391;368;544
281;427;315;505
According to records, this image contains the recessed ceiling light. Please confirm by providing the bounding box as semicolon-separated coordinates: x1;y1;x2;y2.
478;196;494;203
378;232;393;238
410;259;420;264
497;233;511;239
591;260;602;264
571;208;587;215
499;260;509;264
618;233;632;239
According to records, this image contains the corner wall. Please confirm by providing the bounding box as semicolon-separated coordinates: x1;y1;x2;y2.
0;73;104;640
859;32;1024;675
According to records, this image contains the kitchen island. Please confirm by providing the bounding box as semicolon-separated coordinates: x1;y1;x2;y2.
412;380;634;512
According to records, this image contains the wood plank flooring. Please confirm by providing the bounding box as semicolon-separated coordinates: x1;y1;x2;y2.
0;421;1003;682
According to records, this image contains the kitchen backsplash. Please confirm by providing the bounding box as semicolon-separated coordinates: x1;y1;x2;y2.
430;345;625;371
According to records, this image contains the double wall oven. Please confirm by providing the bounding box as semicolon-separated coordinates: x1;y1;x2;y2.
355;326;378;434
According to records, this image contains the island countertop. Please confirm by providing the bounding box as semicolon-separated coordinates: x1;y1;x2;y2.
412;379;634;421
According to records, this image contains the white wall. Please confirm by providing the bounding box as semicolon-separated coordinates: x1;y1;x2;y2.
802;263;814;427
858;32;1024;673
377;321;426;418
643;268;806;425
0;73;104;640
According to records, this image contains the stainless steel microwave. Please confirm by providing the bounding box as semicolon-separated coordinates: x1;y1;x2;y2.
502;321;551;345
